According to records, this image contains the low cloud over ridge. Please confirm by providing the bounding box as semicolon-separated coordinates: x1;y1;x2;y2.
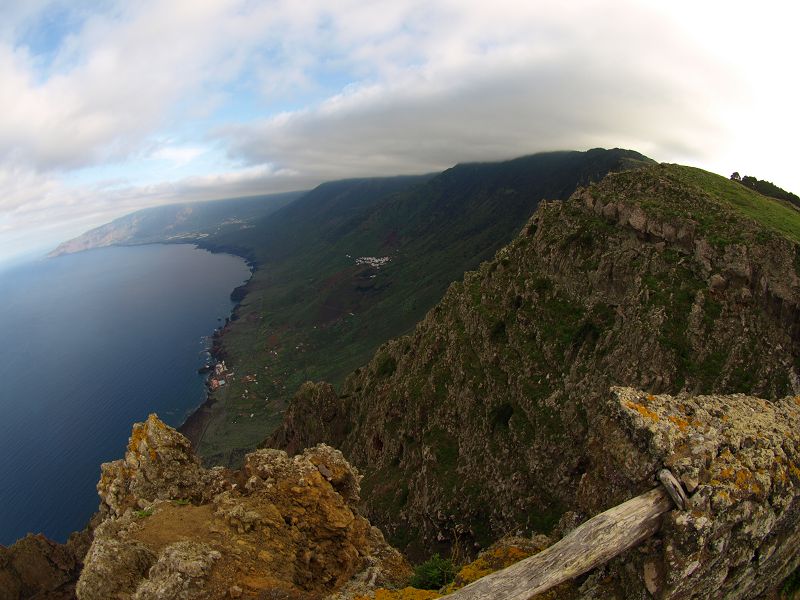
0;0;797;262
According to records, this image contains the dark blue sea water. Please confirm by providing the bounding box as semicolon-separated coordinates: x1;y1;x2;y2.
0;244;250;545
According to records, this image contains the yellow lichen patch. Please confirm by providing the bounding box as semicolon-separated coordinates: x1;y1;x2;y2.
733;468;762;495
646;394;656;403
713;489;731;504
668;415;690;432
794;395;800;407
146;414;168;430
789;461;800;481
127;424;147;455
148;448;158;462
718;467;734;480
355;588;442;600
735;469;752;487
625;401;660;422
445;545;533;593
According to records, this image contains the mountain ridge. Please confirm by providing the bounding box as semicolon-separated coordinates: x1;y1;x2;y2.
270;162;800;558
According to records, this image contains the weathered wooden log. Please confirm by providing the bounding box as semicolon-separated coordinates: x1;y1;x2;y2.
447;486;675;600
658;468;688;510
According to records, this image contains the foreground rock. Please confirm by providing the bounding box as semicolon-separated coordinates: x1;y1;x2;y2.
572;388;800;599
77;415;410;600
353;389;800;599
0;529;92;600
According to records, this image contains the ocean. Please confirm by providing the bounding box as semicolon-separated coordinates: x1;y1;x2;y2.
0;244;251;545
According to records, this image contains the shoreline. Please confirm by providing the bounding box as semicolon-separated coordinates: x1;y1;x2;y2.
177;241;256;449
47;238;258;451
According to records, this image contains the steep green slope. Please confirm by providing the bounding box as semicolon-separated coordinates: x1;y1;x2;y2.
192;149;652;465
271;163;800;557
201;175;434;264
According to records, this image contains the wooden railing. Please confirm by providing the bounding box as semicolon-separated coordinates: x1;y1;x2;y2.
447;470;686;600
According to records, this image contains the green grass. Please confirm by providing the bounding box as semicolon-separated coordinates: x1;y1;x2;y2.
672;165;800;244
409;554;457;590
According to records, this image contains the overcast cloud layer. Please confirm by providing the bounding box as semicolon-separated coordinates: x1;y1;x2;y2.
1;0;798;263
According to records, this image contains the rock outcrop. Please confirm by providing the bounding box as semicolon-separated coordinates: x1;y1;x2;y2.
77;415;410;599
574;388;800;599
0;529;92;600
270;164;800;559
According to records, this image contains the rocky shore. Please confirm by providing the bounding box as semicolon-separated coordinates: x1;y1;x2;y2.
177;253;254;449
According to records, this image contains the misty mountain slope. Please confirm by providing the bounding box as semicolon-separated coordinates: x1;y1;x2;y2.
203;174;435;264
195;148;652;465
270;163;800;557
49;191;303;258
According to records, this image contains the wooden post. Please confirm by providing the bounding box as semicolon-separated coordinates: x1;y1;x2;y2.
447;486;675;600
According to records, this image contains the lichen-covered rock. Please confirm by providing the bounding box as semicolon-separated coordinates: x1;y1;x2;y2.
132;542;220;600
77;416;410;599
97;414;223;517
573;388;800;599
76;520;155;600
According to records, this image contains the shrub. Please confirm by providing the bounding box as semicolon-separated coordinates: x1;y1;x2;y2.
782;566;800;597
375;353;397;378
409;554;456;590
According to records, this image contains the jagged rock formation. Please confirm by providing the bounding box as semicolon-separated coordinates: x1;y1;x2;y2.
270;164;800;558
77;415;410;599
0;529;92;600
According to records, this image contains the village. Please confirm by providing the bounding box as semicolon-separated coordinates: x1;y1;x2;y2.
206;360;233;391
354;255;391;268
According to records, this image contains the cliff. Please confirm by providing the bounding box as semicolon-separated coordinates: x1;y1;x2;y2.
270;163;800;558
73;415;409;600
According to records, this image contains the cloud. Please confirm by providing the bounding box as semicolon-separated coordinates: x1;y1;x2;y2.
219;1;741;181
0;0;799;264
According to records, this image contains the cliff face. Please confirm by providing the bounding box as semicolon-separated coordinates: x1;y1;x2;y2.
270;164;800;557
75;415;410;600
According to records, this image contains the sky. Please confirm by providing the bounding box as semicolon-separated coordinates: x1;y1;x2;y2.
1;0;799;265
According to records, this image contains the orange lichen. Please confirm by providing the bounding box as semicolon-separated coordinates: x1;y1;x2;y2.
127;424;147;454
646;394;656;403
442;544;535;593
718;467;734;480
625;401;660;422
735;469;751;486
668;415;690;431
453;546;531;590
733;468;762;495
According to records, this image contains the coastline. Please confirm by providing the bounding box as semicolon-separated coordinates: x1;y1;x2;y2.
177;241;257;449
48;238;258;452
